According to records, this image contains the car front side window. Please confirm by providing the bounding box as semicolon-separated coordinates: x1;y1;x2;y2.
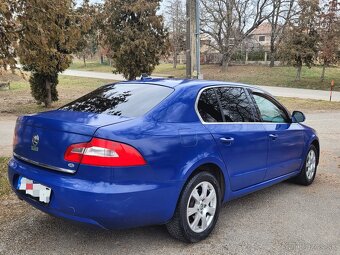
253;93;289;123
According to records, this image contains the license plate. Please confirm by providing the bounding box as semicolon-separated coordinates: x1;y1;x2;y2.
17;177;51;204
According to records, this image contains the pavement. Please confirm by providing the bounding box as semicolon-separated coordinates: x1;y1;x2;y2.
61;69;340;102
0;116;16;157
0;111;339;255
62;69;127;81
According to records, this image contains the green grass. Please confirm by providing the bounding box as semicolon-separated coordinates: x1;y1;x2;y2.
0;157;10;197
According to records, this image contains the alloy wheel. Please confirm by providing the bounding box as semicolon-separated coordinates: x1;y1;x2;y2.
186;181;217;233
306;150;316;180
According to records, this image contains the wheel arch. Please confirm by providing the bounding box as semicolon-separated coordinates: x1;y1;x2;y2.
180;159;229;203
310;139;320;165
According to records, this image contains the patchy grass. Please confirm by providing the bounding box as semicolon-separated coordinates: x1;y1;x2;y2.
0;157;10;197
1;69;339;117
69;60;113;73
277;97;340;113
154;63;186;77
0;74;115;116
68;61;340;91
200;65;340;91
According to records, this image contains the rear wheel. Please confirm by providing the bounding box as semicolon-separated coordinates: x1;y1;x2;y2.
294;145;318;186
166;171;221;243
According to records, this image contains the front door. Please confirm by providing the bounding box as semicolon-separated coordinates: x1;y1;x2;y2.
197;87;268;191
250;92;305;180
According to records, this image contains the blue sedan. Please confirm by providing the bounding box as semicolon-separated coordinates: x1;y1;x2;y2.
8;78;319;242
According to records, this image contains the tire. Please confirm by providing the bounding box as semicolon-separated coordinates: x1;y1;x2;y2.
293;145;318;186
166;171;221;243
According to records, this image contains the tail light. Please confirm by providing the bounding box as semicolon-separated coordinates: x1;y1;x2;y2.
13;120;20;149
64;138;146;167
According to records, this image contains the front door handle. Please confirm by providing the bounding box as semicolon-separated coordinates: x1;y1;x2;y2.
269;134;278;140
220;137;235;144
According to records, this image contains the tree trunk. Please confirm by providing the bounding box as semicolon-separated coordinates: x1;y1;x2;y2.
173;50;178;69
100;55;104;64
83;55;86;67
221;54;230;72
269;47;275;67
295;65;302;81
45;79;52;108
269;33;276;68
320;64;326;82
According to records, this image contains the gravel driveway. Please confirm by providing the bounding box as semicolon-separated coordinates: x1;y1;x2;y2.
0;111;339;255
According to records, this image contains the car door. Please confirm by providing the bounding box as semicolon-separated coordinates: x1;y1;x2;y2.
249;90;305;180
197;86;268;191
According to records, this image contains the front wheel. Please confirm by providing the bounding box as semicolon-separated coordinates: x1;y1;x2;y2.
293;145;318;186
166;171;221;243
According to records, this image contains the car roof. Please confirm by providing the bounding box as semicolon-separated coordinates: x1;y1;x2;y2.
120;78;268;93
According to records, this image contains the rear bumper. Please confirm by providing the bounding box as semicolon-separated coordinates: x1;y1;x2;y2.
8;157;182;229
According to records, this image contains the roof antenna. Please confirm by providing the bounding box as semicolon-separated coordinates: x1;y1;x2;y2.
140;73;150;81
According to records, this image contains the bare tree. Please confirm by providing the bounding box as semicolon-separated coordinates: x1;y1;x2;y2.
165;0;186;68
200;0;273;71
268;0;297;67
319;0;339;81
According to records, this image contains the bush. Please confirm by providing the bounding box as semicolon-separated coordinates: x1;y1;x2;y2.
29;72;58;105
248;50;265;61
231;51;246;61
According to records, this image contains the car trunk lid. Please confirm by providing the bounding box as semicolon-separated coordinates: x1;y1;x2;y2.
13;110;133;173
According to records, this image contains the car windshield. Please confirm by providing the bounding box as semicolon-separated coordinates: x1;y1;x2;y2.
59;83;174;117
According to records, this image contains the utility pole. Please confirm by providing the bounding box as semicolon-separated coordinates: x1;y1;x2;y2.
195;0;201;79
186;0;193;78
186;0;201;79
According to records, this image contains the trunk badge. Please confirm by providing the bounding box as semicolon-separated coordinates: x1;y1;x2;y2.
31;135;39;152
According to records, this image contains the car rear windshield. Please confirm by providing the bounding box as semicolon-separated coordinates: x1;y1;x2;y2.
59;83;174;117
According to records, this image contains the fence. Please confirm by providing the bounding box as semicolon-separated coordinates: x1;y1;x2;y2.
165;51;281;66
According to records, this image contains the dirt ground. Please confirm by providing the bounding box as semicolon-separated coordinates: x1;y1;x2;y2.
0;111;339;255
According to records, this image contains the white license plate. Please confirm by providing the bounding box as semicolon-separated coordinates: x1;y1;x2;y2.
17;177;51;204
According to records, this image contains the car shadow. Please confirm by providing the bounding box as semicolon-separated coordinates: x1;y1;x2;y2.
1;180;312;254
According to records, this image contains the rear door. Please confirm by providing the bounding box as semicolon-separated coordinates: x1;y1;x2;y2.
249;90;305;180
197;86;268;191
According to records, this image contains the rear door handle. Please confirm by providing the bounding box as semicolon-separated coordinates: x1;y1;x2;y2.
220;137;235;144
269;134;278;140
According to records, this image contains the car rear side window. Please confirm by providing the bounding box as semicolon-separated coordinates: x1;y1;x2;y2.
60;83;174;117
215;87;254;122
197;88;223;123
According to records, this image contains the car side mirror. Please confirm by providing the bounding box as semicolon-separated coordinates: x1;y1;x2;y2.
292;111;306;123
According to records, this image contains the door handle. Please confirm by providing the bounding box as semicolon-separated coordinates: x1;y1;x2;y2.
269;134;278;140
220;137;235;144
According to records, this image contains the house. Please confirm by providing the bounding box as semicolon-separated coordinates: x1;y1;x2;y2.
248;22;272;51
